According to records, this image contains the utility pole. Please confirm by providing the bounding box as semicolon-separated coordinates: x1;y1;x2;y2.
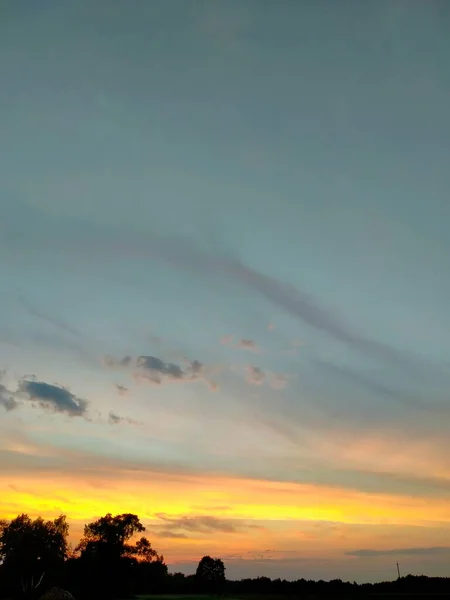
397;562;401;579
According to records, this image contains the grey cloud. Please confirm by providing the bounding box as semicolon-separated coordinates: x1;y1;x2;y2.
136;355;216;389
347;547;450;558
18;379;88;417
115;384;129;396
105;352;217;389
245;366;288;389
104;355;132;368
154;530;188;539
238;338;259;351
137;356;183;382
245;366;265;385
107;410;140;426
0;383;18;412
155;513;239;534
108;411;122;424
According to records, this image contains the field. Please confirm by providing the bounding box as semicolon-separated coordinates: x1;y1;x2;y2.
134;594;450;600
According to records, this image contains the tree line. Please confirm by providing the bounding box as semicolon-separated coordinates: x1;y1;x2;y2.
0;513;224;599
1;512;450;600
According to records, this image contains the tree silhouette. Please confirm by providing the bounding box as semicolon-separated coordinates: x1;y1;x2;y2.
133;536;164;563
0;514;68;599
74;513;165;598
76;513;144;561
195;555;225;593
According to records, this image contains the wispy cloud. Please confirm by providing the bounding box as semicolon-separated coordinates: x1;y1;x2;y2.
347;547;450;557
214;258;422;370
154;530;188;540
313;359;443;412
19;298;80;337
155;513;247;534
3;201;419;371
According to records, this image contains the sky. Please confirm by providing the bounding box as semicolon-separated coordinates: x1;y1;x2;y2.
0;0;449;584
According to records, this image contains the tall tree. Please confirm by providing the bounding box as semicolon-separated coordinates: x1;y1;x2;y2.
196;555;226;592
75;513;164;598
0;514;68;599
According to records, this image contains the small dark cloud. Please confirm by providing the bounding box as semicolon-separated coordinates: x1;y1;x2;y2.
137;356;183;382
220;335;260;352
0;382;18;412
18;379;88;417
245;366;265;385
108;410;140;426
108;411;122;425
238;338;259;352
347;547;450;558
104;355;132;368
244;366;289;389
115;384;129;396
105;353;217;390
136;355;216;389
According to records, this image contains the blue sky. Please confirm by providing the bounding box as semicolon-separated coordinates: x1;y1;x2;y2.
1;0;449;582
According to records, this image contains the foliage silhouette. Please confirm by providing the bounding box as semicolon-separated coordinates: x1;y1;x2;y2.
2;511;450;600
0;514;68;600
73;513;164;598
196;555;226;593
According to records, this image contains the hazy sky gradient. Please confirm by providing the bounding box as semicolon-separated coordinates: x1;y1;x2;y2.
1;0;449;583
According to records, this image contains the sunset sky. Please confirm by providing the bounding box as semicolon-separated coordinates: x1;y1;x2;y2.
1;0;449;583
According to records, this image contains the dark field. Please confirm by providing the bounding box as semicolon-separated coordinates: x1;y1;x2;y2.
6;591;450;600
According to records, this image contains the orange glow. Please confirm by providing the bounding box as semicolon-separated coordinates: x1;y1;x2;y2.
2;466;450;563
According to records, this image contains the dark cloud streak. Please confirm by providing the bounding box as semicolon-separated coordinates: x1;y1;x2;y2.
155;513;241;534
2;200;425;371
347;547;450;558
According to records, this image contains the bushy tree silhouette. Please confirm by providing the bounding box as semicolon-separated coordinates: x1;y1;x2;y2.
74;513;164;598
195;555;225;593
76;513;144;560
0;514;68;599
